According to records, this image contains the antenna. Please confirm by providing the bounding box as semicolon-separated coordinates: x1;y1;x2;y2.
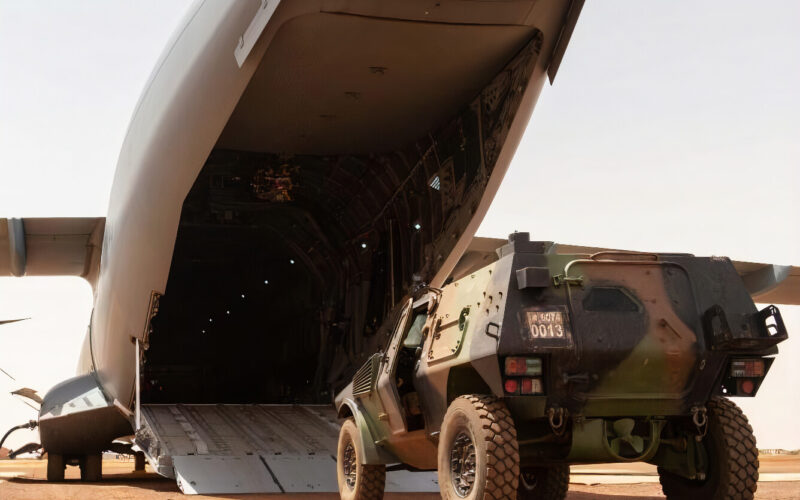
0;366;15;381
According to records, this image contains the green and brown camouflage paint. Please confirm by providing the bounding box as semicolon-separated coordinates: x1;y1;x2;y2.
335;232;786;468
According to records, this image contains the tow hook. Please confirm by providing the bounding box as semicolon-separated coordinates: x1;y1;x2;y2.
547;407;569;437
691;406;708;440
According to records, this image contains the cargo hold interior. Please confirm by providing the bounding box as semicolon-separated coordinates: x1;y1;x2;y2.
141;12;544;405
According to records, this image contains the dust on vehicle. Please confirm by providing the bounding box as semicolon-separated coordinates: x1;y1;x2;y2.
334;232;788;500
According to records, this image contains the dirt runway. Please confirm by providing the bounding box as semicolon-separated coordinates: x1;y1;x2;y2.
1;455;798;499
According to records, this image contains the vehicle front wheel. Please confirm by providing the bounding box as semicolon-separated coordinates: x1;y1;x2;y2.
658;397;758;500
517;465;569;500
438;395;520;500
336;418;386;500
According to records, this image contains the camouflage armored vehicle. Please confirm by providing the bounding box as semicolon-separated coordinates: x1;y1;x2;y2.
333;232;788;500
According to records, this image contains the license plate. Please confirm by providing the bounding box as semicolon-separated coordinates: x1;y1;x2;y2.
523;307;572;346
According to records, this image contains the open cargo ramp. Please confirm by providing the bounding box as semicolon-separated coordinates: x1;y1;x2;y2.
136;404;438;494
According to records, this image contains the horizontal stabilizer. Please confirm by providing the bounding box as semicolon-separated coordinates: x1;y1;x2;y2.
11;388;43;405
0;217;104;286
732;262;799;306
459;237;800;305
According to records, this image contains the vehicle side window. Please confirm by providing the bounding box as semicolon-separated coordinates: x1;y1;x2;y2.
402;312;427;349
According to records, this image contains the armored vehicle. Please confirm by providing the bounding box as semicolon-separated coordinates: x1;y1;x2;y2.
334;232;788;500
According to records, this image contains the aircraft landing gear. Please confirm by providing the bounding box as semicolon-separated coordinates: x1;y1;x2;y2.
134;451;146;472
80;453;102;482
46;453;65;481
46;452;103;481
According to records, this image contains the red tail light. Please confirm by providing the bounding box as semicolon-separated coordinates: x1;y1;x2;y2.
520;378;543;394
738;379;755;395
504;379;519;394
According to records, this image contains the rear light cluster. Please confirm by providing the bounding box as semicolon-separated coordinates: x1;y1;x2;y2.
721;358;770;397
504;357;544;395
730;359;765;378
505;357;542;376
504;377;543;394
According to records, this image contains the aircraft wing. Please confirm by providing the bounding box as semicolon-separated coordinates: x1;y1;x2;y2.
0;218;104;286
732;261;799;306
457;237;800;305
0;318;29;326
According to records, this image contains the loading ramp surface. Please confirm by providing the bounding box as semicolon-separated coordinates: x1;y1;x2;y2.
136;404;438;494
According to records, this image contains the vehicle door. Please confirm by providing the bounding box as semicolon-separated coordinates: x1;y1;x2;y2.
560;254;701;405
375;299;412;435
375;296;431;435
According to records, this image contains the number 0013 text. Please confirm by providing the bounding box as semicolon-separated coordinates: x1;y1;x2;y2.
526;311;566;338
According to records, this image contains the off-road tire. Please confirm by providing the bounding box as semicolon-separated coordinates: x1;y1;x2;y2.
46;453;65;482
517;465;569;500
337;418;386;500
438;395;520;500
658;397;758;500
80;453;102;482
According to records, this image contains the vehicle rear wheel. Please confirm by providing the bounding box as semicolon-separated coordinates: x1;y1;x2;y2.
80;453;102;482
46;453;65;482
658;397;758;500
438;395;519;500
517;465;569;500
336;418;386;500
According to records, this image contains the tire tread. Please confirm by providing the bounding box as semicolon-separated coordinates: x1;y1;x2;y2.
659;397;758;500
518;465;569;500
358;464;386;500
458;394;520;499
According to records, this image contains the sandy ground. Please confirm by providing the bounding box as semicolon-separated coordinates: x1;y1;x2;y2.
0;455;797;499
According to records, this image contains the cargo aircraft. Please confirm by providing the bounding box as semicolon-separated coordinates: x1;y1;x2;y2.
1;0;798;494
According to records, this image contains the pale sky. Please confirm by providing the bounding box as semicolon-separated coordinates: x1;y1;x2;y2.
1;0;798;452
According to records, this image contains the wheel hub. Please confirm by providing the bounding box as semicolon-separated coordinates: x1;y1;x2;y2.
449;431;476;497
343;442;357;490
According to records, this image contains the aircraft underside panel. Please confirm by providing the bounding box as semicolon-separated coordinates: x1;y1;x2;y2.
136;404;438;494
